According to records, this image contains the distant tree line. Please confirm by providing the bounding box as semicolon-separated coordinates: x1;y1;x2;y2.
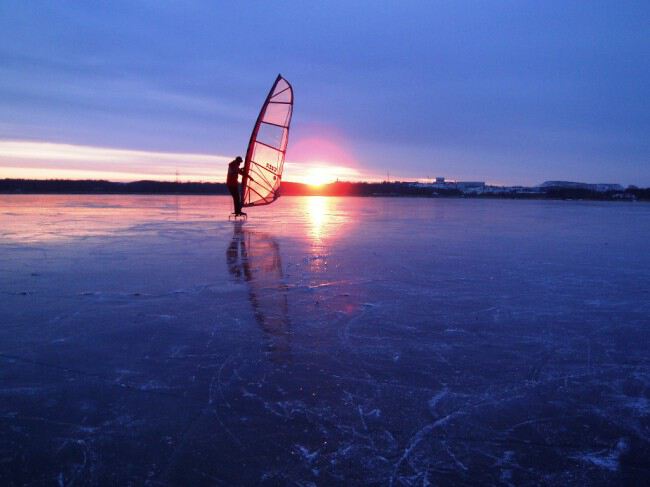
0;179;230;195
539;188;633;201
470;187;649;201
1;179;648;201
625;187;650;200
280;181;462;197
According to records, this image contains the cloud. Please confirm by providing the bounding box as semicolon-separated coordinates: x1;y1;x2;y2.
0;140;228;181
0;140;366;183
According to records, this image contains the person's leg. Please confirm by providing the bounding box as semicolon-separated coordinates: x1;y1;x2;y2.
236;184;245;214
228;185;239;213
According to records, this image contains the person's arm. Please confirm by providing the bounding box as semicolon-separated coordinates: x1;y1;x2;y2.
238;168;245;176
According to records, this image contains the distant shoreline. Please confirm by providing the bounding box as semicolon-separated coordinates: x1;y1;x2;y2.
1;179;648;201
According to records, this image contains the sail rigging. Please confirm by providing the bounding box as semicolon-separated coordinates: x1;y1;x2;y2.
241;74;294;207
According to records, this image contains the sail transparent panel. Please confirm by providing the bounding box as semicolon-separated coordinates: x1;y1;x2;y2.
242;75;294;207
271;88;292;103
271;80;291;100
257;123;285;148
251;143;282;173
263;103;292;127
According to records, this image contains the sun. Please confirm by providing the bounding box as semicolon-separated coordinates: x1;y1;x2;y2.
304;165;337;187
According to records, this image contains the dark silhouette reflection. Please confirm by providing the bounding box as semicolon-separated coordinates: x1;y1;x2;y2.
227;222;291;362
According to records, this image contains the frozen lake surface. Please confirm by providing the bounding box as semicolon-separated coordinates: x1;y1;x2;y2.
1;195;649;485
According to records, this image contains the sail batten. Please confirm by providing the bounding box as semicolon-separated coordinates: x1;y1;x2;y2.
241;74;294;207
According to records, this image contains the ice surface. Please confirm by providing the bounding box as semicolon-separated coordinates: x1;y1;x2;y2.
1;195;649;484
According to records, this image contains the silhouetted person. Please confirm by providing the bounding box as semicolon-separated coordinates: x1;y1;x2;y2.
227;156;245;215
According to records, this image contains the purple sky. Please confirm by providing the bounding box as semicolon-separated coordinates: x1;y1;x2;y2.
1;1;648;185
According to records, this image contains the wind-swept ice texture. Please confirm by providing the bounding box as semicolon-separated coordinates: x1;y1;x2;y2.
1;195;649;485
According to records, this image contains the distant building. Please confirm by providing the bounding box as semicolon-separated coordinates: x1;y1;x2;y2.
540;181;623;192
541;181;592;190
411;179;486;193
592;183;624;192
455;181;485;191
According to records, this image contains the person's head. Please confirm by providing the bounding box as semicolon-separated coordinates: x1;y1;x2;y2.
235;156;243;164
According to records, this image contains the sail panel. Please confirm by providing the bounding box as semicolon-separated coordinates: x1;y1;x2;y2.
271;89;292;103
242;74;294;207
251;144;283;172
256;123;285;148
262;103;292;127
270;80;292;100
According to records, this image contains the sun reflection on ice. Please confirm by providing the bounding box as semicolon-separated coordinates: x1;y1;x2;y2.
306;196;329;244
303;195;352;246
303;196;354;275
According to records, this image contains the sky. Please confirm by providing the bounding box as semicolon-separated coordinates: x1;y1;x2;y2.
1;1;648;186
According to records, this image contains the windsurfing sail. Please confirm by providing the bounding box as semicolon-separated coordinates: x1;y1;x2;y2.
241;74;294;207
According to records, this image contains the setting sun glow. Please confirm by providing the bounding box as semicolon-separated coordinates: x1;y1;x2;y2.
304;165;339;187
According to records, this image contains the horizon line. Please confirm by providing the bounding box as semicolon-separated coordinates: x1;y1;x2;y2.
0;140;641;188
1;176;644;189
